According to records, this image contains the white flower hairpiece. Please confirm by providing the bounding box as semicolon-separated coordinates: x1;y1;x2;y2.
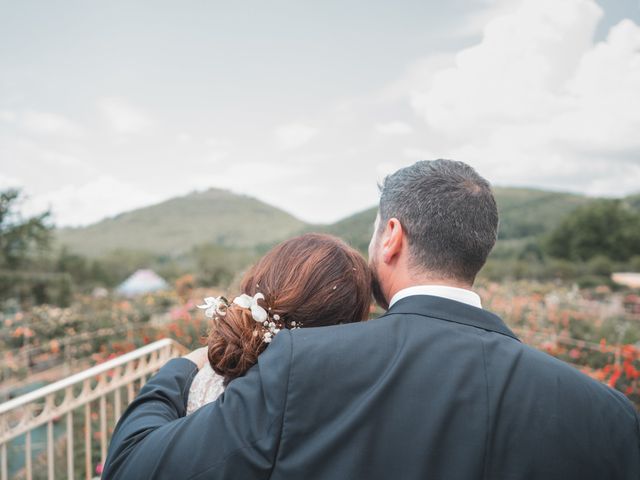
197;296;229;318
233;292;268;323
199;292;302;344
233;292;279;342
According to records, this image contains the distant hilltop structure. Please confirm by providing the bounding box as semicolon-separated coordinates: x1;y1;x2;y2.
611;272;640;289
116;269;169;296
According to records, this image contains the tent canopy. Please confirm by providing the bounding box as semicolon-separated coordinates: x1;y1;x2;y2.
116;269;169;296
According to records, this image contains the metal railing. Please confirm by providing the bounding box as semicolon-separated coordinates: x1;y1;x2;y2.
0;339;187;480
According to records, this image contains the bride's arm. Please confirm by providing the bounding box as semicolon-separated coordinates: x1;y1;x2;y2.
103;331;292;479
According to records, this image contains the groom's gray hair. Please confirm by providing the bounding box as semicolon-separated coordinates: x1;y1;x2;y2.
378;159;498;284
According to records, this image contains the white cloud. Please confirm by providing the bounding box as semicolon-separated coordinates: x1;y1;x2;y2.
3;0;639;229
274;123;318;150
379;54;455;103
412;0;603;135
20;111;83;136
39;150;93;171
582;162;640;197
0;173;23;189
177;132;192;143
190;161;300;192
453;0;519;38
0;133;95;173
375;121;414;135
205;150;229;164
375;162;404;182
550;19;640;152
403;147;438;159
98;97;154;134
0;110;16;123
205;137;230;148
23;176;160;227
406;0;640;195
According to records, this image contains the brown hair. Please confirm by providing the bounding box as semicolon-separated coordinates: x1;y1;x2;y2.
207;233;372;384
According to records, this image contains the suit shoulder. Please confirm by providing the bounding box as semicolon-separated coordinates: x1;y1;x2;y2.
289;317;391;351
499;337;638;415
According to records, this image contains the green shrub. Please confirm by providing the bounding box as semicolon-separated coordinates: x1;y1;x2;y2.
0;270;73;307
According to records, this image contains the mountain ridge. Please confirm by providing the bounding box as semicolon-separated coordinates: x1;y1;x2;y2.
56;188;307;257
56;186;639;258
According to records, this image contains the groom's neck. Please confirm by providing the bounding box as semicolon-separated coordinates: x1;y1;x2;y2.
385;273;474;303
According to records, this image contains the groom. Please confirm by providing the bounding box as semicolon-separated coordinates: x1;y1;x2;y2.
104;160;639;479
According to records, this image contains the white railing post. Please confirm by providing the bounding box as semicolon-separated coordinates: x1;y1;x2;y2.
66;410;74;480
0;339;187;479
25;430;32;480
100;388;107;467
84;399;91;480
0;414;7;480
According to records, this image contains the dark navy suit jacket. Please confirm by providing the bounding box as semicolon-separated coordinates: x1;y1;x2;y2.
103;295;640;479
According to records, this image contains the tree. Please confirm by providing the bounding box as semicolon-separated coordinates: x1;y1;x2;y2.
190;243;256;287
0;189;52;269
56;246;92;284
547;200;640;262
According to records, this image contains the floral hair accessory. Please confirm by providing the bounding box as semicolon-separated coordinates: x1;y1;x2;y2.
233;293;268;323
258;314;302;344
197;296;229;318
200;292;302;344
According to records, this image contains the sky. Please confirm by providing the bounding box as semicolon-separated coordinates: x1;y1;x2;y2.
1;0;639;226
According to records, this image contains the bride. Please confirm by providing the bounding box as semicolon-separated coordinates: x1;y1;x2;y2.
186;233;372;414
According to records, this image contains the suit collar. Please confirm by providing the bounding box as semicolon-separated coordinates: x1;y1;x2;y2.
381;294;520;342
389;285;482;309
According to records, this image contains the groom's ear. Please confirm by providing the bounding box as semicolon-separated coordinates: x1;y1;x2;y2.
381;218;405;264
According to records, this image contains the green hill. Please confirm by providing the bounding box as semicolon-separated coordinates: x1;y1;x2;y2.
56;188;308;257
56;186;639;259
626;193;640;211
321;208;377;252
492;187;591;239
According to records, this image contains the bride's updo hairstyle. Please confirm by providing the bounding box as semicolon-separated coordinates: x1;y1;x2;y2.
207;233;372;384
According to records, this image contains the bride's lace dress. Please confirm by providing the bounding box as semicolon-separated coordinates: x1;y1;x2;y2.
186;363;225;415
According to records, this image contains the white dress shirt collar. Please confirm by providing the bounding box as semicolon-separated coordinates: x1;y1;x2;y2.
388;285;482;309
